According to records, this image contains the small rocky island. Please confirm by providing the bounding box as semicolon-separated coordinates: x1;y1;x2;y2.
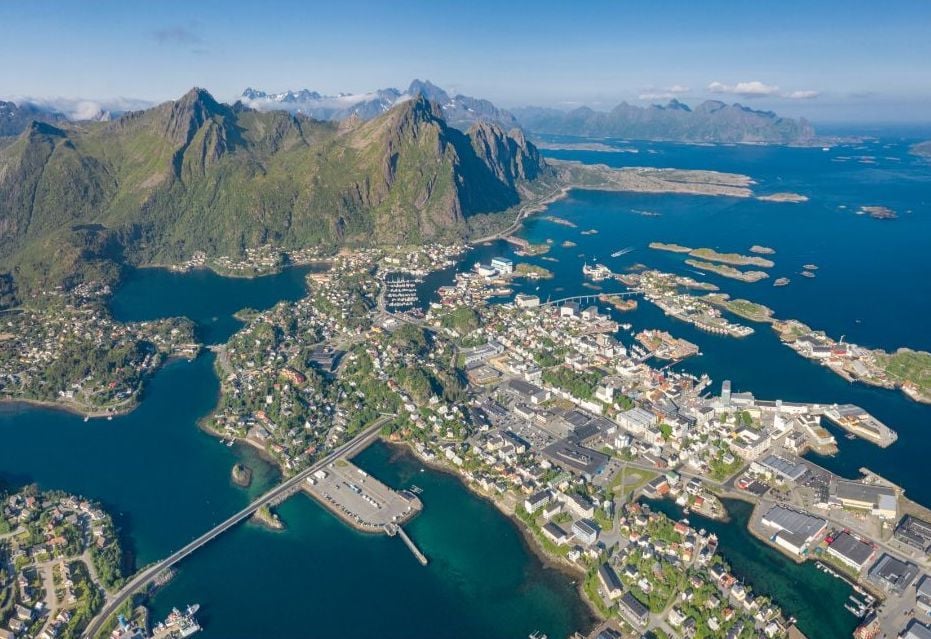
649;242;692;253
859;205;897;220
756;192;809;203
685;259;769;283
253;504;285;530
231;463;253;488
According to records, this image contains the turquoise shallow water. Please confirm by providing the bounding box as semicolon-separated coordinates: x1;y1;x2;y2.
148;442;594;639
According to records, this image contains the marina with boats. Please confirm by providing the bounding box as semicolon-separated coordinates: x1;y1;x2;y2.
110;604;202;639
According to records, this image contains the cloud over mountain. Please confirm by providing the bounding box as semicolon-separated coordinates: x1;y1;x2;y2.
708;81;781;97
638;85;691;100
4;95;153;121
707;81;820;101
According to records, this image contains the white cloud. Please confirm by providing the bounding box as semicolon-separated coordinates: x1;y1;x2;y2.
707;81;821;101
639;85;690;100
708;80;781;97
785;90;820;100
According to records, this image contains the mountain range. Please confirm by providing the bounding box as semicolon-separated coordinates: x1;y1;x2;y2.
240;79;520;132
4;81;816;146
0;88;552;305
0;100;67;138
512;99;816;144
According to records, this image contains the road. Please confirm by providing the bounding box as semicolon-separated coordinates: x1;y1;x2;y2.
83;416;390;638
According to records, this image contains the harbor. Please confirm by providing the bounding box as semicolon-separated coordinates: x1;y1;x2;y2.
383;275;420;311
110;604;202;639
302;457;429;564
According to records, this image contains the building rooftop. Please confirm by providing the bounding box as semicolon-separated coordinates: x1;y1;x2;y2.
834;480;895;506
620;591;649;621
827;531;874;567
761;505;827;541
868;553;918;593
758;454;809;482
542;439;609;477
902;620;931;639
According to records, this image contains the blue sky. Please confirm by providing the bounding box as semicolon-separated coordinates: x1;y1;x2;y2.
1;0;929;122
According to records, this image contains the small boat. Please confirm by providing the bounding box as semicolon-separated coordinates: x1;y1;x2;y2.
83;416;89;423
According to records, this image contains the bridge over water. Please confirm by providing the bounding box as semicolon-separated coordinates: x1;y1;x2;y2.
538;290;642;307
83;417;389;638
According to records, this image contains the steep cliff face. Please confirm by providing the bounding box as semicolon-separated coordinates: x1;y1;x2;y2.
469;121;547;186
0;89;549;299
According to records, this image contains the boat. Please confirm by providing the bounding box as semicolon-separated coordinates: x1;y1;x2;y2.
611;246;635;258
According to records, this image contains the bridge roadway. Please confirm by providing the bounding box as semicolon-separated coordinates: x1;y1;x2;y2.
83;417;389;638
540;291;641;307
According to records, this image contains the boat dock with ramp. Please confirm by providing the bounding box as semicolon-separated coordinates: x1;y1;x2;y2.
303;457;429;564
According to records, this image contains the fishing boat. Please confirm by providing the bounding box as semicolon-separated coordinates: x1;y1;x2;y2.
611;246;634;257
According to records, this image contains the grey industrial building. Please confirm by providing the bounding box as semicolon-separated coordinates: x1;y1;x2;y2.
826;531;874;571
868;553;919;594
895;515;931;552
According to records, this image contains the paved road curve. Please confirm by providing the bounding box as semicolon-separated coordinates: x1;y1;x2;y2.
83;418;389;638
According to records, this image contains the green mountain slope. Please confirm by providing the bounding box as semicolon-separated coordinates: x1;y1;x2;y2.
0;88;552;303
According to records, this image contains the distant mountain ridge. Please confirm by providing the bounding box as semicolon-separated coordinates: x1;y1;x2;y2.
239;79;519;131
0;88;552;303
512;99;816;144
0;100;68;137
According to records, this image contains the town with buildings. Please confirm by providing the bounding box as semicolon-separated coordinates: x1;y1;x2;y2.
0;487;124;639
0;281;198;417
184;244;931;638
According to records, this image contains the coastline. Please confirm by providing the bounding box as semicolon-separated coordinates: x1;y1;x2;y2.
470;159;768;247
380;438;605;627
0;393;138;420
0;352;200;420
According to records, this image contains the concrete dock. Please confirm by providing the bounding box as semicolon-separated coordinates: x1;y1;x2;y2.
302;459;422;533
396;526;428;566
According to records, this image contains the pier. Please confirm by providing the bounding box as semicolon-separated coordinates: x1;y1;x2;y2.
387;524;429;566
819;404;898;447
302;458;422;532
